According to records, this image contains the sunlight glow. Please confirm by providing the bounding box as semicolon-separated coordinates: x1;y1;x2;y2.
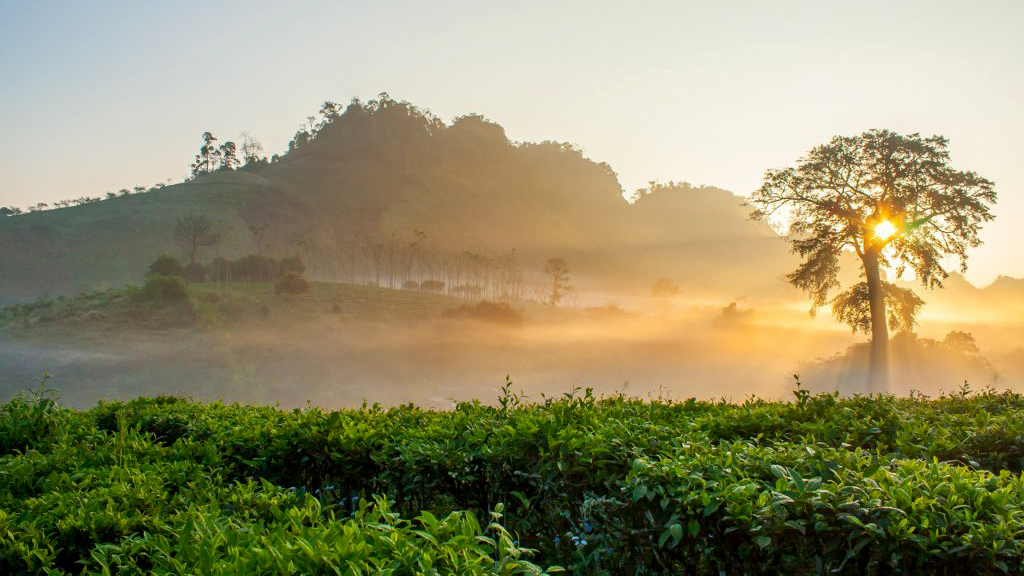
874;220;898;241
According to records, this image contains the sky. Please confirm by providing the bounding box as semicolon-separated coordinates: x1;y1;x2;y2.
1;0;1021;285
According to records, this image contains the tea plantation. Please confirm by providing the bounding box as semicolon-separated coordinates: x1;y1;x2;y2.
3;381;1024;574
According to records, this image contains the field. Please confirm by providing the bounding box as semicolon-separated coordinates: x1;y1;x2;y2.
2;383;1023;574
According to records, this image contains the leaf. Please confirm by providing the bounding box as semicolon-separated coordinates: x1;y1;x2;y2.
754;536;771;549
632;485;647;501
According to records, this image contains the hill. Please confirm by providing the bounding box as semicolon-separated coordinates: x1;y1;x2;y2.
0;95;794;303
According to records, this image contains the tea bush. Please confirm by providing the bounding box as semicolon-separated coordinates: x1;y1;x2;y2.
2;382;1024;574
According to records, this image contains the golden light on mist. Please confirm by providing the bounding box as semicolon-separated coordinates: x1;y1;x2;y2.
874;220;898;241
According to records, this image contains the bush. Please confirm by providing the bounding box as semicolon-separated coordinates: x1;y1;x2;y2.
135;274;189;302
420;279;445;292
274;272;309;295
147;254;183;278
183;262;206;282
279;255;305;275
443;300;523;325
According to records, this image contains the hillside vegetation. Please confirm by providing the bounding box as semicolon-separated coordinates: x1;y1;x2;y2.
0;281;469;337
2;384;1024;574
0;95;791;302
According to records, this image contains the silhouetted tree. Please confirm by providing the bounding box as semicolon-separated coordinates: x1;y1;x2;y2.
651;278;681;298
543;257;572;307
174;213;222;266
944;330;980;355
750;130;996;391
190;132;220;177
240;133;265;165
218;141;240;170
831;281;924;335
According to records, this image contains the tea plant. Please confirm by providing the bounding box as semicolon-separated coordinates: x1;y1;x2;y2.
2;382;1023;573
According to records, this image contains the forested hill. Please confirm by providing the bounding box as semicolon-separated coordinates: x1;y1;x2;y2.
0;94;792;302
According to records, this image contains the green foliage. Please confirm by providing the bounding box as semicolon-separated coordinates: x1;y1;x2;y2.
274;272;309;295
443;300;524;324
831;281;925;334
146;254;183;278
134;274;189;303
2;385;1024;573
183;262;207;282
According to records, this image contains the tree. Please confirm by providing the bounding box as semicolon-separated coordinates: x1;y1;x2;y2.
543;257;572;307
190;132;221;177
218;141;240;171
651;277;681;298
943;330;980;355
240;133;265;165
749;130;996;391
174;213;222;266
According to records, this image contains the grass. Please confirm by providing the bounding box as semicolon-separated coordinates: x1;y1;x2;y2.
0;280;469;337
0;172;282;301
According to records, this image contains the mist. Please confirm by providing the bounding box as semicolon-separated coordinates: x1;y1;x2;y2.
2;286;1020;410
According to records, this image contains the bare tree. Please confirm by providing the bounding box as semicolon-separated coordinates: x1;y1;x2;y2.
174;213;222;266
240;133;265;165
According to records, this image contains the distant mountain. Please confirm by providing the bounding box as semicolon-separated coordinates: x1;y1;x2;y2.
2;95;795;302
895;273;1024;322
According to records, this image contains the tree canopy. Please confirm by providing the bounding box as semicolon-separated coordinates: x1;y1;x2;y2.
750;129;996;390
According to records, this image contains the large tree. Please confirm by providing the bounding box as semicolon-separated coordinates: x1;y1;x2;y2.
749;129;995;391
174;213;222;266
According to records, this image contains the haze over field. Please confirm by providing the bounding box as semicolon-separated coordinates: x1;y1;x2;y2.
1;1;1022;407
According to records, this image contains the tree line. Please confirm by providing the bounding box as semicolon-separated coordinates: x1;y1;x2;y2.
165;213;574;306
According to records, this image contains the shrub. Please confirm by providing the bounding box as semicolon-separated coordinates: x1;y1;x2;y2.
135;274;189;302
279;256;305;275
403;280;420;290
443;300;523;325
183;262;206;282
421;279;445;292
147;254;183;278
274;272;308;295
4;389;1024;573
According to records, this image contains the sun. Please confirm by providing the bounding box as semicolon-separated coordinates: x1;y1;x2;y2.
874;220;898;241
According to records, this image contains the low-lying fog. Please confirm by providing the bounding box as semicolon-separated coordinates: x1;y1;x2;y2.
1;296;1020;409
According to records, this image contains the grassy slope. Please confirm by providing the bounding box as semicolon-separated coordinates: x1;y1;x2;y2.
0;173;280;301
0;280;467;337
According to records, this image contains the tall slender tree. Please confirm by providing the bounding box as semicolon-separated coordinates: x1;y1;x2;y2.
190;132;221;177
543;257;572;307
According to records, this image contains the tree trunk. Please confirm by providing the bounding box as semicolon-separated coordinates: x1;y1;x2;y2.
862;251;890;393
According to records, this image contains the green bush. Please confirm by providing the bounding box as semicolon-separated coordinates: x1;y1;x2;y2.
135;274;189;302
183;261;206;282
147;254;184;277
274;272;309;295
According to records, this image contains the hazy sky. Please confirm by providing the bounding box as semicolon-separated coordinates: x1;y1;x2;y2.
2;0;1021;285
